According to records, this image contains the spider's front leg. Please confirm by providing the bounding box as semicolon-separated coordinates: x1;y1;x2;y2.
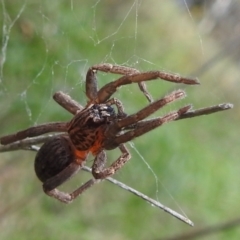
86;63;153;104
92;144;131;179
90;64;199;103
113;105;191;146
103;90;190;150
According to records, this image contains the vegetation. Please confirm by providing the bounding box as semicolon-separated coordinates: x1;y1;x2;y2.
0;1;239;239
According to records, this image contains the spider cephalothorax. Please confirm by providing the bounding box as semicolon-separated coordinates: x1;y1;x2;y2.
0;63;232;203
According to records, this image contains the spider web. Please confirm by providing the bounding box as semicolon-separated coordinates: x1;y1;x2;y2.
0;0;239;239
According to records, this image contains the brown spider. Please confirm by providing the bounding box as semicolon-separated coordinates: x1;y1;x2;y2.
0;63;232;204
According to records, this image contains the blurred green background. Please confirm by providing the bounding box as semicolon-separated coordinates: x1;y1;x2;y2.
0;1;239;239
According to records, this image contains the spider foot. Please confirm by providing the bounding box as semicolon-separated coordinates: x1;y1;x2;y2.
45;188;73;204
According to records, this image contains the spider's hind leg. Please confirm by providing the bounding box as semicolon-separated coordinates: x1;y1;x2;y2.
36;136;97;204
43;162;81;204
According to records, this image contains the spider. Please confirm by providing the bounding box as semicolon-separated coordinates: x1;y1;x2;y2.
0;63;229;204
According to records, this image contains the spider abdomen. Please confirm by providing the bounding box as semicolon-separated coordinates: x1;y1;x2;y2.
34;136;75;182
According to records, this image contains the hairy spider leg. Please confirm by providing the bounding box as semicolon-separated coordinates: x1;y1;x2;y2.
87;63;153;103
43;162;100;204
46;178;101;204
0;122;67;145
92;65;199;103
114;106;191;146
176;103;234;120
103;90;186;150
116;90;186;129
53;91;84;115
91;144;130;179
43;162;81;192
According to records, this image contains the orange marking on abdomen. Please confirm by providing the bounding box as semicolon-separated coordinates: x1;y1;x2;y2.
90;141;102;156
74;150;89;164
90;129;105;156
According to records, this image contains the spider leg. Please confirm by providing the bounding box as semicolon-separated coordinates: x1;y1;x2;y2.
138;81;153;103
92;64;199;103
43;162;81;192
118;103;233;128
92;144;131;179
112;106;191;146
53;91;83;115
43;162;102;204
86;63;153;103
92;63;139;75
105;98;126;117
86;67;99;101
85;68;126;116
177;103;234;120
43;162;100;204
103;90;187;149
0;122;68;145
115;89;186;130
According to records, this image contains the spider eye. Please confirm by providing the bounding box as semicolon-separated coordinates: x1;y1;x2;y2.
100;105;115;117
90;104;116;123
